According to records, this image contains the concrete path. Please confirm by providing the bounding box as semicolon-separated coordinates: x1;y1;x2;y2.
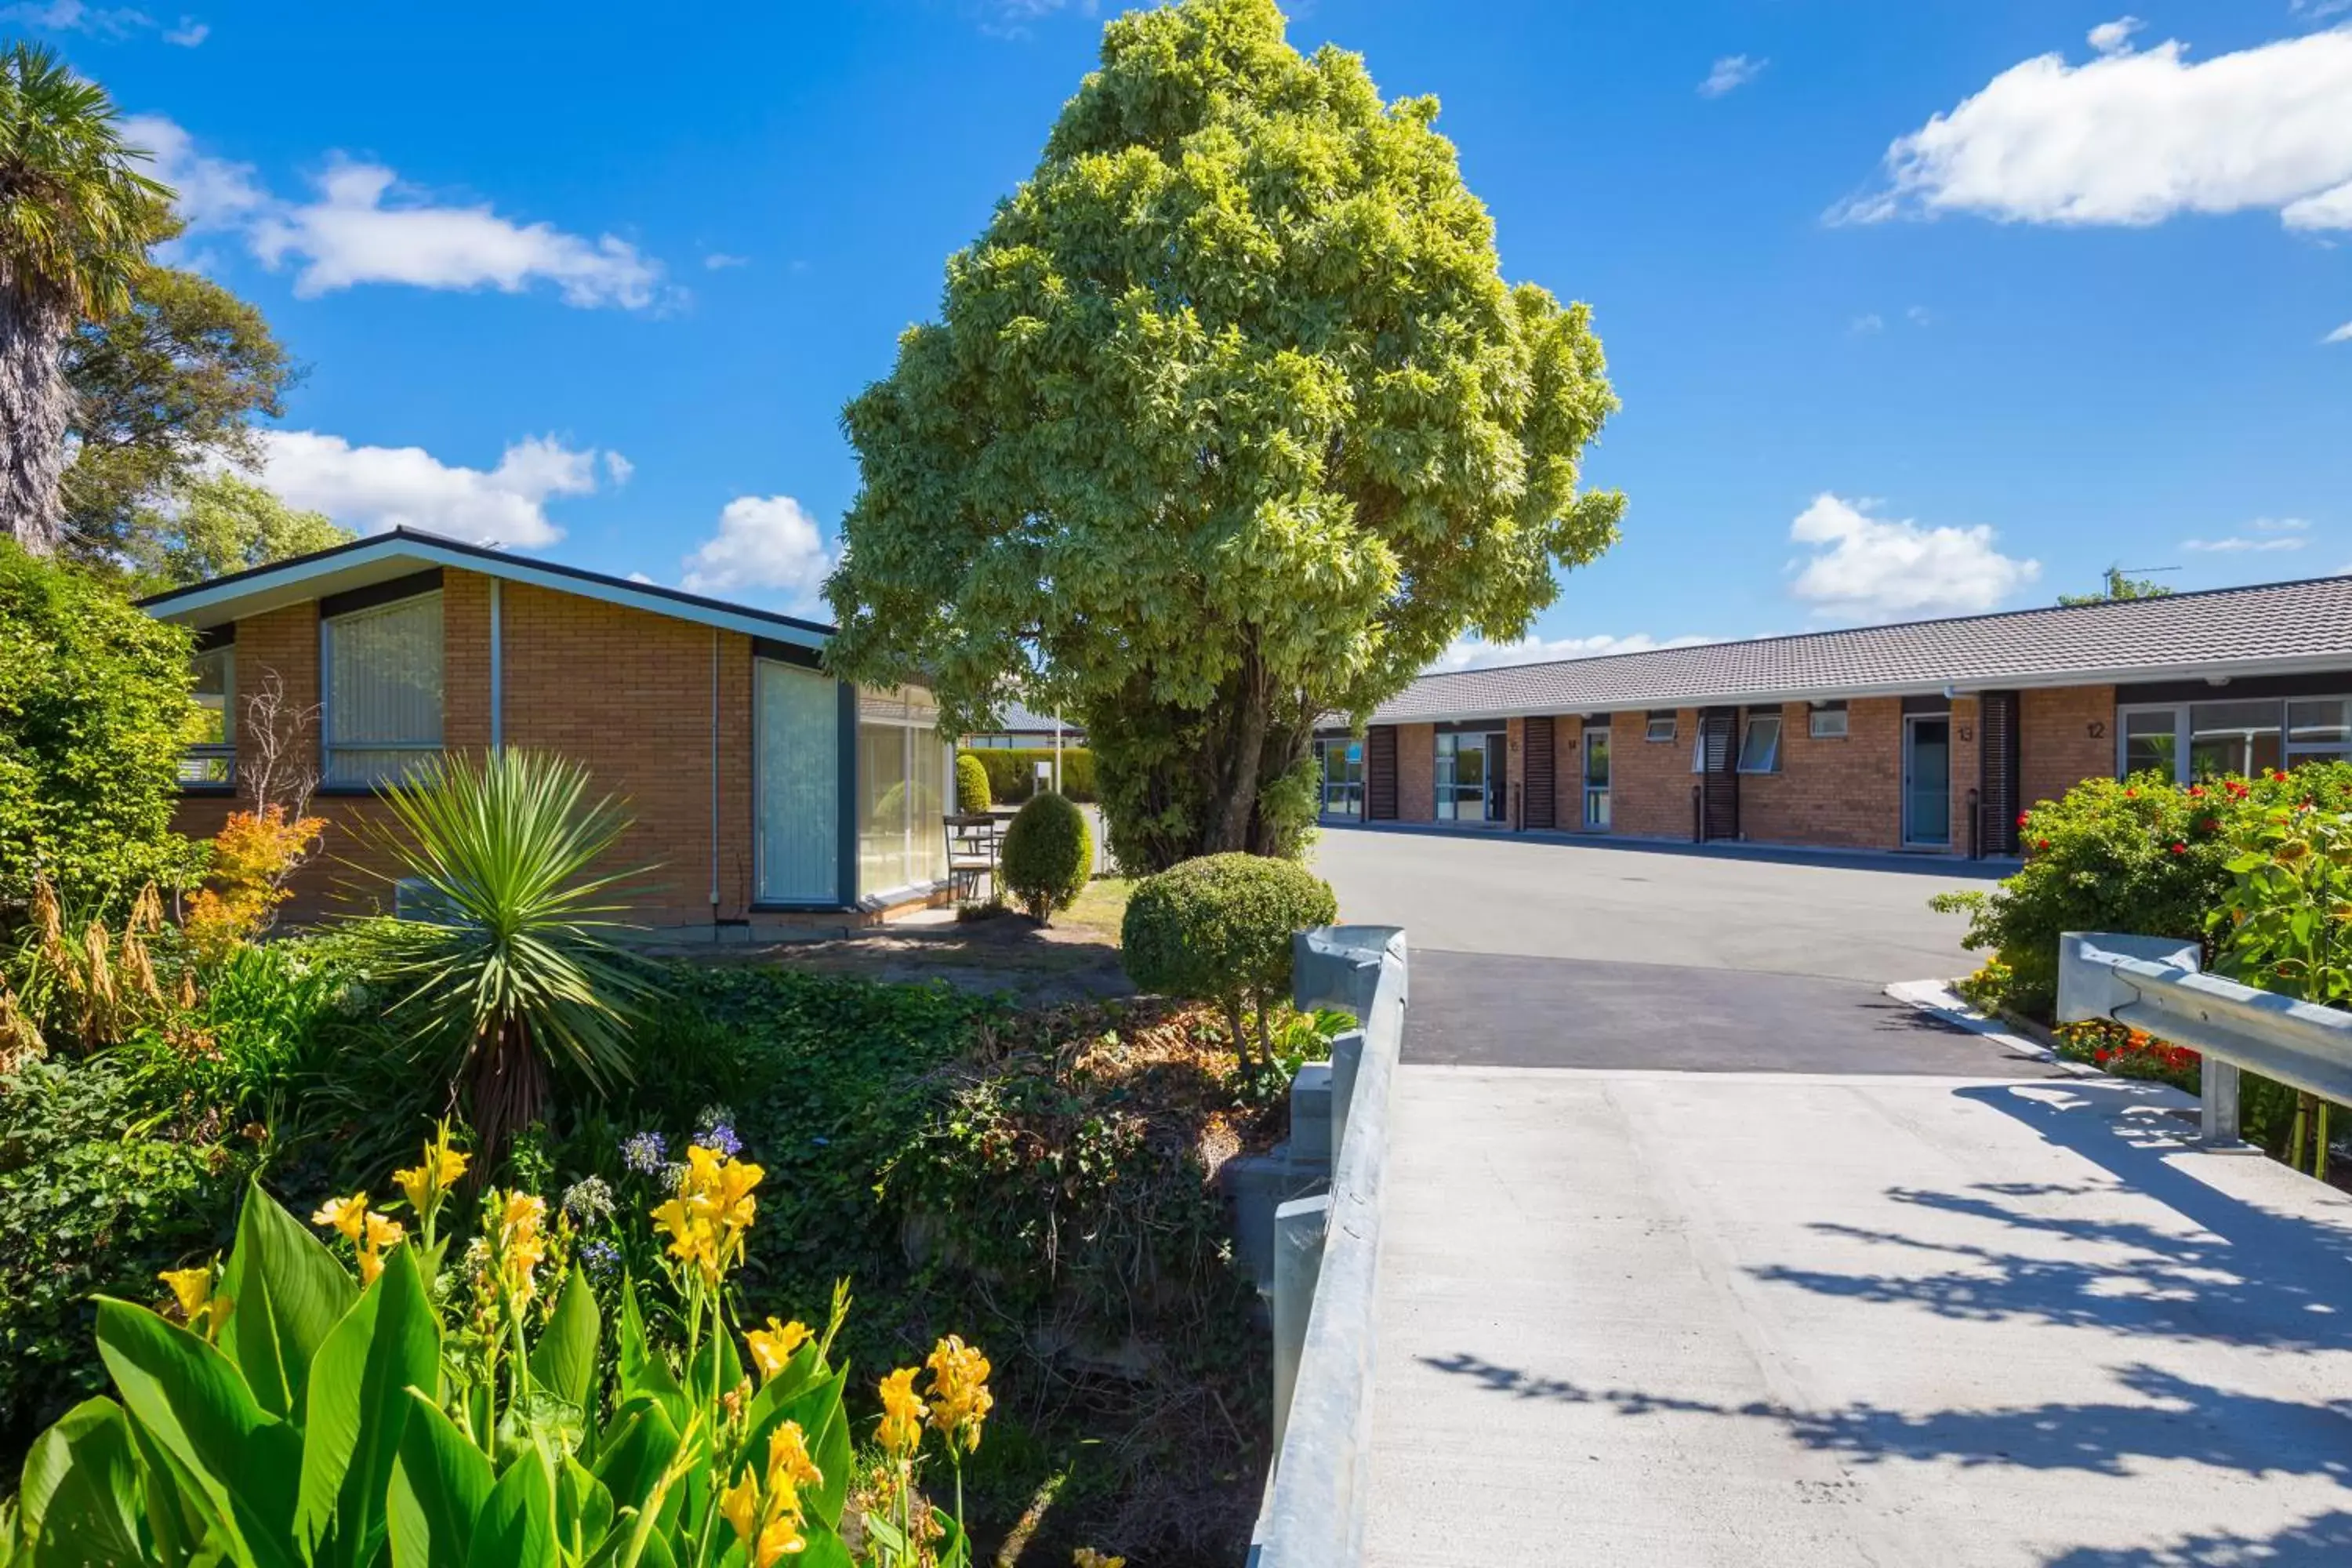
1310;830;2352;1566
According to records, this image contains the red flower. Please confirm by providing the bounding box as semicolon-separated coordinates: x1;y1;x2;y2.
2016;811;2031;827
2187;785;2205;798
2199;818;2220;832
2125;788;2139;799
2169;842;2187;854
2036;837;2051;851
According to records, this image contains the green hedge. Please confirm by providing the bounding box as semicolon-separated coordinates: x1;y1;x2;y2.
954;751;993;814
1122;853;1337;1065
1000;792;1092;923
1933;761;2352;1018
961;746;1094;805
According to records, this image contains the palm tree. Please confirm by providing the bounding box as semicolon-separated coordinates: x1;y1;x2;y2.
346;750;663;1164
0;44;168;554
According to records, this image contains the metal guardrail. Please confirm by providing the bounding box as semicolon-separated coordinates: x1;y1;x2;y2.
2057;931;2352;1144
1251;924;1409;1568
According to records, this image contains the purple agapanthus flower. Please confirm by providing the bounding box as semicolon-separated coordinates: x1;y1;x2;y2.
620;1130;668;1175
579;1239;621;1278
693;1108;743;1159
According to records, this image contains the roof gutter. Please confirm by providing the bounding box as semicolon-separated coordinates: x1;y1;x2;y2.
1367;649;2352;728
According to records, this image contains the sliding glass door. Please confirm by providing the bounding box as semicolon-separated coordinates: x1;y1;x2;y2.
1435;731;1504;822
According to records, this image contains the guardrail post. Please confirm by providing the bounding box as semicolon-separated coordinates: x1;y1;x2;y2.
2203;1058;2242;1146
1270;1194;1331;1458
1328;1029;1365;1165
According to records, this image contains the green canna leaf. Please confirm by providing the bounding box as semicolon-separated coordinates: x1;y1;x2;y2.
386;1393;492;1568
464;1447;556;1568
95;1297;302;1568
527;1267;600;1417
217;1183;358;1421
296;1243;438;1568
20;1398;143;1567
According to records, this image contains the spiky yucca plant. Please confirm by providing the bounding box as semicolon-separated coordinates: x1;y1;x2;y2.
347;749;660;1162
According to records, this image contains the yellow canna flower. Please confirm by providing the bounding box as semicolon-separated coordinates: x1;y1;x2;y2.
719;1469;761;1551
925;1334;994;1453
1072;1552;1126;1568
158;1265;212;1323
766;1420;823;1490
312;1193;369;1244
877;1367;927;1457
358;1249;386;1287
754;1510;805;1566
746;1318;813;1384
364;1212;407;1253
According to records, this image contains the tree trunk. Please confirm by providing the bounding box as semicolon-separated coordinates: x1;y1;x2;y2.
1206;650;1269;854
0;288;74;557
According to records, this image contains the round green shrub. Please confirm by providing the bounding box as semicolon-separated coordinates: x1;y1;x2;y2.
1121;852;1338;1019
1000;791;1091;923
955;750;993;814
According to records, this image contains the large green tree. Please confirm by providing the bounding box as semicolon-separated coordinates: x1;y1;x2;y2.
826;0;1621;869
0;44;168;555
122;470;350;587
62;256;299;568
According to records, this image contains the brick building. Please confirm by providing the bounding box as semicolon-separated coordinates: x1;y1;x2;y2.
1314;577;2352;856
144;528;953;933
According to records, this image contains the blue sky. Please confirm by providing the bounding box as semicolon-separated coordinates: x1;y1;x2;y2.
17;0;2352;668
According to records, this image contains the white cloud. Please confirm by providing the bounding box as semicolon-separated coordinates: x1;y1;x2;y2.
1849;312;1885;335
703;252;749;270
2086;16;2143;56
1428;631;1717;673
1786;492;2040;619
626;570;655;585
680;495;835;608
1699;54;1767;98
1;2;205;44
2183;517;2312;552
252;431;616;548
2328;320;2352;343
1906;304;1935;326
129;115;665;310
1836;27;2352;228
602;452;633;486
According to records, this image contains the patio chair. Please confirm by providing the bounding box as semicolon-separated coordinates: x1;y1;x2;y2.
943;813;1002;902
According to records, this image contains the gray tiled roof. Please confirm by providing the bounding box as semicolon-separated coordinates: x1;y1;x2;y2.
1372;574;2352;724
967;700;1080;736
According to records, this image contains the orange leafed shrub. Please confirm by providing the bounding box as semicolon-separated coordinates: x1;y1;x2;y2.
183;807;325;960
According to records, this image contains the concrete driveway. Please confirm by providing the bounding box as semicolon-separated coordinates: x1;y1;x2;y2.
1313;826;2352;1566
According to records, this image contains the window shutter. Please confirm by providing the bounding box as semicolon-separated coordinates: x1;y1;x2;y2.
1980;690;2021;855
1698;706;1740;841
1523;716;1556;829
1366;725;1399;821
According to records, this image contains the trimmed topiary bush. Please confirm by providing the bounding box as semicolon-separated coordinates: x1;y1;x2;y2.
955;750;993;814
1000;791;1091;923
1121;852;1338;1069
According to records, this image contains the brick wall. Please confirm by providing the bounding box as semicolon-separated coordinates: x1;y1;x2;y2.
2020;684;2117;811
1609;709;1697;839
1396;724;1434;822
1737;699;1904;851
1504;716;1525;829
1948;695;1982;857
170;568;777;927
1552;714;1584;830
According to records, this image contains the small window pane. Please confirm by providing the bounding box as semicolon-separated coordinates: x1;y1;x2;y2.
2123;710;2179;779
2189;699;2282;780
1645;712;1675;742
2288;699;2352;748
1737;714;1781;773
1809;702;1848;739
183;646;234;784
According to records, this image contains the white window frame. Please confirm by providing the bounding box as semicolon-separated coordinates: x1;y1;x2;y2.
1737;713;1782;774
1808;702;1849;740
183;644;236;786
2115;694;2352;783
321;590;445;789
1644;711;1676;743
